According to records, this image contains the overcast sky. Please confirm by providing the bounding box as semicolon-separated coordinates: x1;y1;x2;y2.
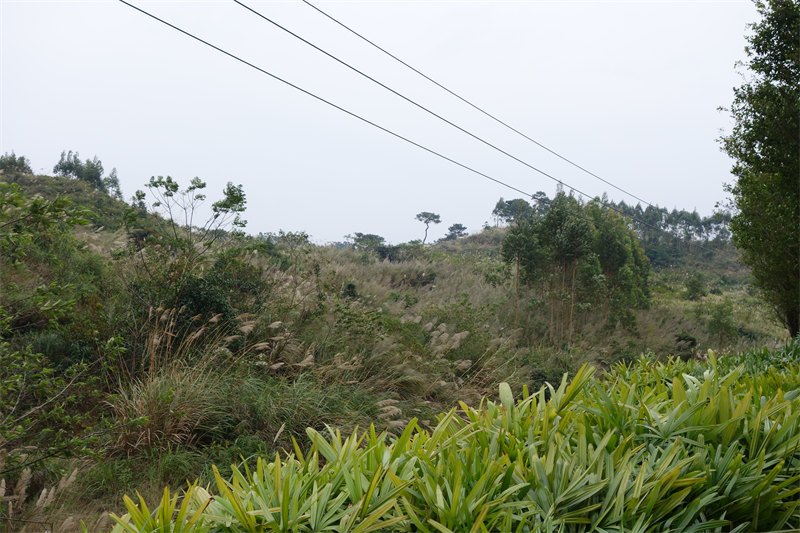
2;0;755;243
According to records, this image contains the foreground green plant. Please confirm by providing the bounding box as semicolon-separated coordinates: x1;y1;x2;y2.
108;354;800;531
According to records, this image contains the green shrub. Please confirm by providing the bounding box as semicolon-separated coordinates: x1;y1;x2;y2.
113;353;800;531
109;361;228;454
80;450;204;501
81;458;136;500
0;339;99;467
707;298;738;344
684;272;707;300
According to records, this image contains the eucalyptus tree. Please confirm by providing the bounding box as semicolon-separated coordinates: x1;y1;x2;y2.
0;152;32;175
502;192;651;342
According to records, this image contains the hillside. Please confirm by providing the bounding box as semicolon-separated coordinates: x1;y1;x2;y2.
0;172;791;530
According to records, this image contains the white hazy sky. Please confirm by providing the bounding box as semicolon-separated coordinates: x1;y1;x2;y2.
2;0;755;243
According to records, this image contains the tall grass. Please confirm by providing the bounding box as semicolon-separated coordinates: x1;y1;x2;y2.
110;360;229;454
112;353;800;532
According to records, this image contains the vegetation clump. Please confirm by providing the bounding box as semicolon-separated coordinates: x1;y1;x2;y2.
502;192;651;341
111;350;800;532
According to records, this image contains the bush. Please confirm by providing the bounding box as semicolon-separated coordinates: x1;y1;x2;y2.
0;339;98;466
707;298;738;345
80;449;204;500
684;271;707;300
109;360;228;454
113;356;800;531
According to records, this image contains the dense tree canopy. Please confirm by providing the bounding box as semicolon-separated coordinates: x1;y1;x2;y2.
492;198;533;225
53;150;122;199
0;152;32;175
502;193;650;342
443;223;468;241
350;232;386;252
719;0;800;337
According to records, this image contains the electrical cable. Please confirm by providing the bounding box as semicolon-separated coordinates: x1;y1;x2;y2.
234;0;608;208
118;0;535;199
232;0;695;241
117;0;712;250
299;0;657;210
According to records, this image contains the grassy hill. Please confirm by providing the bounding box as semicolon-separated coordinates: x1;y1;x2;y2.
0;172;791;530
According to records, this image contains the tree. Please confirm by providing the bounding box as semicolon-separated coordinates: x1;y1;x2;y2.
502;192;651;342
531;191;551;216
349;232;386;252
125;177;248;329
53;150;108;193
719;0;800;337
415;212;441;244
586;201;651;328
0;151;32;175
685;272;708;301
132;176;247;258
104;168;123;200
539;194;595;340
443;223;468;241
492;198;533;225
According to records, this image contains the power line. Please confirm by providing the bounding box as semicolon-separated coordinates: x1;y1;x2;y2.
299;0;657;210
233;0;690;241
117;0;531;199
234;0;609;208
116;0;709;249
